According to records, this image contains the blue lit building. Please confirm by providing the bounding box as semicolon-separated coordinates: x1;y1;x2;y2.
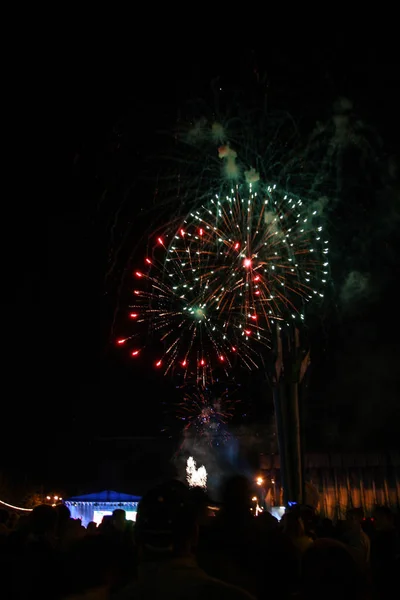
64;490;141;528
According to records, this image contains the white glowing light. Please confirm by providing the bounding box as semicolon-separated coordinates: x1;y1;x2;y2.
186;456;207;488
0;498;32;512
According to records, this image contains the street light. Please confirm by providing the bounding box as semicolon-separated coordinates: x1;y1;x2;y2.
45;494;62;505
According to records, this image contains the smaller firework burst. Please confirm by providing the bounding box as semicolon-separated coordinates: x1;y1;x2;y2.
177;385;238;445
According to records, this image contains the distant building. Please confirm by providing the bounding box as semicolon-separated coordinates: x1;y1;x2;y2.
258;452;400;518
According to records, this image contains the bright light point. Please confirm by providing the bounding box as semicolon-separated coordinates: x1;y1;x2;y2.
232;347;236;352
219;356;224;361
157;237;163;245
180;229;185;236
200;359;205;366
254;276;260;281
256;477;263;486
193;307;205;320
181;360;187;367
117;339;126;345
130;313;138;319
243;258;252;268
234;242;240;250
131;350;140;356
186;457;207;488
135;272;143;278
199;228;203;236
145;258;151;264
251;315;257;320
134;291;140;295
155;360;162;367
245;330;251;335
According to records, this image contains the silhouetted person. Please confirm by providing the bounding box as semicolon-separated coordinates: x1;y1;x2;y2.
301;538;368;600
115;479;254;599
371;506;399;598
283;512;313;554
342;508;370;568
86;521;98;535
113;509;126;533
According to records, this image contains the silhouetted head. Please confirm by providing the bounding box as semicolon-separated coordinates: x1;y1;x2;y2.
55;503;71;525
112;508;126;532
86;521;97;534
221;475;252;515
283;512;305;537
30;504;57;536
189;486;211;522
302;539;366;600
136;480;197;557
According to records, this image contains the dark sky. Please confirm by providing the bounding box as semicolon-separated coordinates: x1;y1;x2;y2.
2;33;399;490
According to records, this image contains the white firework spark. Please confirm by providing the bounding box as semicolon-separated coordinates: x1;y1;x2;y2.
186;456;207;488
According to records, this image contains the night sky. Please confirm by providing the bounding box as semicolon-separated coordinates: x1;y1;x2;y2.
2;32;399;493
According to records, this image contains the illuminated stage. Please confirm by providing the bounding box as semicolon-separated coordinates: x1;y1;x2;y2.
64;490;141;528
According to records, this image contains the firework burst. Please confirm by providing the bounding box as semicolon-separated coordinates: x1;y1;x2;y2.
118;163;328;374
177;386;238;443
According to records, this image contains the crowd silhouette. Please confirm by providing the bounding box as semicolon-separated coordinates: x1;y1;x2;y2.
0;476;399;599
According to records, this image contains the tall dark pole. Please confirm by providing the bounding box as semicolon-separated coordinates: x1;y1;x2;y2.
272;326;309;506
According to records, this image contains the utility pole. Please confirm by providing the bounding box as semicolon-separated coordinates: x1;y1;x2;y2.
272;325;310;506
